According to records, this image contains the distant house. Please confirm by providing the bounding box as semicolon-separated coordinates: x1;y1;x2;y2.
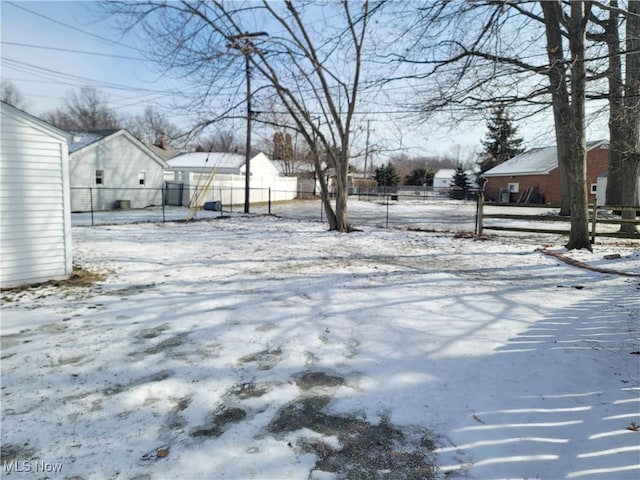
433;169;456;192
167;151;280;176
595;172;640;206
483;140;609;205
433;168;477;194
68;129;169;212
0;102;72;287
165;151;297;207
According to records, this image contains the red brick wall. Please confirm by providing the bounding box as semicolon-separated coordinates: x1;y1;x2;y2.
484;145;609;205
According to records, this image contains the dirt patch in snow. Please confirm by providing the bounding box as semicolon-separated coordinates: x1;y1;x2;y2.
268;395;437;479
0;443;38;465
0;265;107;302
238;347;283;370
190;406;247;438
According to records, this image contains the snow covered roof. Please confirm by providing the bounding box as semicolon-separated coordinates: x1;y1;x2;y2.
167;152;246;169
484;140;608;177
434;168;456;179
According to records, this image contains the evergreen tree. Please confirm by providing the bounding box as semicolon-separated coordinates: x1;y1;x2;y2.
405;167;434;186
478;105;524;173
374;163;400;187
450;165;471;199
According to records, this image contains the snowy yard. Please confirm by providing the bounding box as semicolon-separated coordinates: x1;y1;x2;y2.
2;204;639;479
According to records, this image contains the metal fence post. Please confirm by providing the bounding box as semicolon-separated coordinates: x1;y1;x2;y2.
89;187;94;226
162;186;166;223
590;203;597;244
268;187;272;214
386;193;390;229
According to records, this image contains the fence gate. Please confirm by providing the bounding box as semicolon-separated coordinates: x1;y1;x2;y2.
165;182;184;206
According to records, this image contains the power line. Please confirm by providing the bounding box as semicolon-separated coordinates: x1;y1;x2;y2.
2;57;175;95
5;1;139;52
1;41;145;61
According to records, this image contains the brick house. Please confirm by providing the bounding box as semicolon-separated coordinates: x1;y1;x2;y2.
483;140;609;205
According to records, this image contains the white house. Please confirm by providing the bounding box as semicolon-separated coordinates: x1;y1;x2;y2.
596;172;640;206
165;151;297;207
69;129;169;212
433;169;456;191
0;102;72;287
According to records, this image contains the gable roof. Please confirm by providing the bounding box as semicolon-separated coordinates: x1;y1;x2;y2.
484;140;609;177
1;101;69;143
434;168;456;179
167;151;246;169
68;129;168;168
68;130;119;153
145;142;181;162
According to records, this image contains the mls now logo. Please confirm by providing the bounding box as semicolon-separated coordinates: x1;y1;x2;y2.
3;460;63;474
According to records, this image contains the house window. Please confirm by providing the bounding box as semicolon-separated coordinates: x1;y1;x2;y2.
95;169;104;185
507;182;519;193
590;183;597;194
138;171;146;186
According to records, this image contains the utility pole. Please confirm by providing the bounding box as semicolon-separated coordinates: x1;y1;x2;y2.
244;52;252;213
228;32;268;214
364;119;371;179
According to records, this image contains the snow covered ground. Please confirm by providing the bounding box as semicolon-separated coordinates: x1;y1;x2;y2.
2;201;639;480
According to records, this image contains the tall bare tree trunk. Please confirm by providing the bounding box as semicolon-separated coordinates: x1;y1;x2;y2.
605;1;625;207
620;0;640;235
566;1;592;250
334;147;350;232
604;1;639;235
540;1;571;216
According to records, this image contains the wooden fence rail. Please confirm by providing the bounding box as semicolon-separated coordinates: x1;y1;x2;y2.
475;194;640;242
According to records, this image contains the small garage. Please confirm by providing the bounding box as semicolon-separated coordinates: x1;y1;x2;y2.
0;102;72;287
69;129;169;212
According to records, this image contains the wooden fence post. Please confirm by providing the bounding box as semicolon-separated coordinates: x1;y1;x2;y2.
476;193;484;236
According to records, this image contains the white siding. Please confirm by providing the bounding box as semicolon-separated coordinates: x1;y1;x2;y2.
0;104;72;287
173;172;298;207
70;132;166;211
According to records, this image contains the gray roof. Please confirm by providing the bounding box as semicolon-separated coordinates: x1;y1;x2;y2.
167;152;246;169
484;140;608;177
67;129;168;168
146;143;181;162
68;130;119;153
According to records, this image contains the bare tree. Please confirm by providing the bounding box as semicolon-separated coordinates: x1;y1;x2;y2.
388;1;603;249
601;1;639;234
565;0;592;250
0;80;27;109
44;86;120;131
124;106;181;147
103;0;383;232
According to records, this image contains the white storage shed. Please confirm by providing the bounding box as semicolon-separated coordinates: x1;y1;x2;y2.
0;102;73;287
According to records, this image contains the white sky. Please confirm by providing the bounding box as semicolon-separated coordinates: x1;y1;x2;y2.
0;1;610;163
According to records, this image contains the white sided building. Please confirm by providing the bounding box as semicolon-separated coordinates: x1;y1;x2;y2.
68;129;169;212
0;102;73;287
165;151;298;207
